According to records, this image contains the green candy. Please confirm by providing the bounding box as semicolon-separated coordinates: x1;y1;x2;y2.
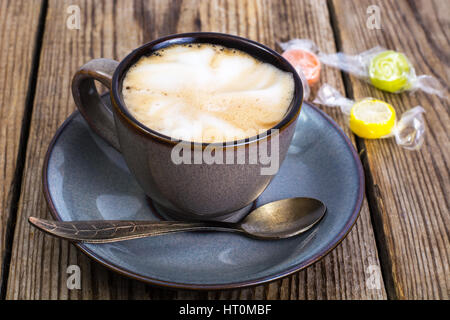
369;50;412;93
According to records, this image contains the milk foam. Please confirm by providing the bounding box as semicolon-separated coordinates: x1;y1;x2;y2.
122;44;295;143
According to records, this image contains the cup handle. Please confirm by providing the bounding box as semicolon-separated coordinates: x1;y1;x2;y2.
72;58;121;151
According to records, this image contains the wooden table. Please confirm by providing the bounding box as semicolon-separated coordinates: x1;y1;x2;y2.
0;0;448;300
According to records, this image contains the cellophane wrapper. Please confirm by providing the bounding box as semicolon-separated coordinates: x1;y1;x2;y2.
313;84;426;150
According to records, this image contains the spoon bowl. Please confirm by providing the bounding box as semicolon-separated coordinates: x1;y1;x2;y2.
29;197;326;243
238;197;326;239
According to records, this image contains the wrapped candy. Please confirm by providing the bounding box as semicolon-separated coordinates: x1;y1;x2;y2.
279;39;322;100
313;84;426;150
319;47;446;98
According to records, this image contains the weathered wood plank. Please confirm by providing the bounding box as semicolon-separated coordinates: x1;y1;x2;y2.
6;0;385;299
0;0;44;293
330;0;449;299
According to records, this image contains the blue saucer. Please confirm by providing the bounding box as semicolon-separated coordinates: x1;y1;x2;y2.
43;99;364;290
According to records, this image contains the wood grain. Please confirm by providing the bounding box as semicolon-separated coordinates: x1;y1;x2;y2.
0;0;44;293
5;0;385;299
330;0;449;299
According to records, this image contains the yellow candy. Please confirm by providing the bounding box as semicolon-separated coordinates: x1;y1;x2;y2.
349;98;396;139
369;51;412;93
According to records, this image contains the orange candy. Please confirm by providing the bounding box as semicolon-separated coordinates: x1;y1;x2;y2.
282;49;321;86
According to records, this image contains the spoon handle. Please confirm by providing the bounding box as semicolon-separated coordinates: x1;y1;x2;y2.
28;217;241;243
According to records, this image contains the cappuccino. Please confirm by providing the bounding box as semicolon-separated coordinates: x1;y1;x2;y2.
122;43;294;143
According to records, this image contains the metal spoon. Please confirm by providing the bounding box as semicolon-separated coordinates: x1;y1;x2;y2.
28;197;326;243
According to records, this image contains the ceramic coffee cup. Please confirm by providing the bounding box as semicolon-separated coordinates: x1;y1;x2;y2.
72;32;303;222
